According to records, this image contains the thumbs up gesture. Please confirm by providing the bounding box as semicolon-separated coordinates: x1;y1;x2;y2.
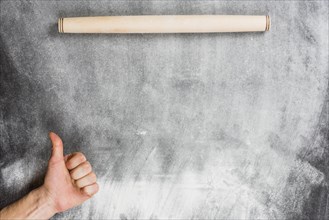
42;132;99;213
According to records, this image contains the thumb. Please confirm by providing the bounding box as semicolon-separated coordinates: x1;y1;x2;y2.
49;132;64;161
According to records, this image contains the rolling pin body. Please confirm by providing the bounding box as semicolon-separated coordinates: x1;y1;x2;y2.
58;15;270;34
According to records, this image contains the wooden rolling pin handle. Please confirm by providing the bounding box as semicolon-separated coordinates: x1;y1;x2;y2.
58;15;271;34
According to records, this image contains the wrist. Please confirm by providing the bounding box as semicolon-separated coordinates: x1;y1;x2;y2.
32;186;58;218
0;186;57;219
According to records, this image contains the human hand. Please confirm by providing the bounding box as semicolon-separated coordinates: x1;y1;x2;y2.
41;132;99;213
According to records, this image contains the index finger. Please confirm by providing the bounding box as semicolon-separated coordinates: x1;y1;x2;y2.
65;152;87;170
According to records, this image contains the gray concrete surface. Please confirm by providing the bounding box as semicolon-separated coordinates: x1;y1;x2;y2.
0;0;328;219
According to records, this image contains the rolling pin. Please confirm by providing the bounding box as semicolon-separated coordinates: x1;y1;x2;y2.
58;15;270;34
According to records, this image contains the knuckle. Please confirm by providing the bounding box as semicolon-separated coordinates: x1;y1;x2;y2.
94;183;99;193
91;172;97;182
84;187;92;197
84;161;91;170
82;183;99;197
90;185;99;195
76;152;86;162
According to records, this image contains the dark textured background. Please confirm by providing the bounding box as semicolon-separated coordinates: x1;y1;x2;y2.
0;0;328;219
